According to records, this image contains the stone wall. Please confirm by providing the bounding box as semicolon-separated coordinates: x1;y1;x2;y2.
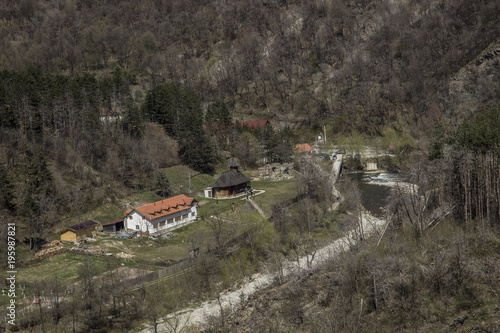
258;163;294;181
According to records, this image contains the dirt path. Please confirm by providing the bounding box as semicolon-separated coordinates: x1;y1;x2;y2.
141;211;385;332
247;197;267;218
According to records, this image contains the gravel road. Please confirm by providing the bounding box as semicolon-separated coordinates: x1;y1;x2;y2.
142;211;385;332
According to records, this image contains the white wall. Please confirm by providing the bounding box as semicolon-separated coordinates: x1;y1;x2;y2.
125;211;150;233
366;162;378;171
125;206;198;234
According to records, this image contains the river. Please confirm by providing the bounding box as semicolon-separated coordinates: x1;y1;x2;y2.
349;172;398;217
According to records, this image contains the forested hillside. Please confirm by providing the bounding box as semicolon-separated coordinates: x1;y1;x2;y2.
0;0;499;266
0;0;498;263
1;0;499;130
1;1;500;331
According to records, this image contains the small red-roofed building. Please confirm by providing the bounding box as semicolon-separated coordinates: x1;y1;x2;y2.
293;143;315;154
124;195;198;235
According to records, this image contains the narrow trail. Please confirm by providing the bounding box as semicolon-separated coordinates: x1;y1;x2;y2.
247;197;267;218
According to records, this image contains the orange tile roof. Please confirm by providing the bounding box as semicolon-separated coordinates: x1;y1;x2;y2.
126;195;196;220
293;143;315;153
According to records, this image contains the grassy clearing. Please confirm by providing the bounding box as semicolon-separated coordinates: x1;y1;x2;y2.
16;251;113;286
117;220;213;263
196;194;259;220
193;168;299;218
17;219;213;286
128;190;164;204
251;178;299;215
65;202;124;226
62;165;213;229
161;165;216;196
61;191;163;230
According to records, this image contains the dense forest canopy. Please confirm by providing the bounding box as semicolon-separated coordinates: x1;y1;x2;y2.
0;0;499;131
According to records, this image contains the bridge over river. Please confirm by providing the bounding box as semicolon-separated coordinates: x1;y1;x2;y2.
331;153;343;210
332;153;343;183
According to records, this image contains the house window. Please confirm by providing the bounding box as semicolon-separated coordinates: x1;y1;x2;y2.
167;219;173;224
129;216;132;220
160;221;165;227
135;225;139;230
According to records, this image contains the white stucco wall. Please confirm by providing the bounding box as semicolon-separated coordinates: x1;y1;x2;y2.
125;206;198;234
125;211;149;233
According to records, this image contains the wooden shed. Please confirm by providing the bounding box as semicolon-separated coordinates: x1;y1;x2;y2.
60;221;98;242
102;219;125;233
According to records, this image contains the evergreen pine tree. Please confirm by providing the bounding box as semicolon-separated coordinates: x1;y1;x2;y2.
0;164;15;213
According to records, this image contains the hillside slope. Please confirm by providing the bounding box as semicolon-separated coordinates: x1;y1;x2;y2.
217;223;500;332
0;0;498;130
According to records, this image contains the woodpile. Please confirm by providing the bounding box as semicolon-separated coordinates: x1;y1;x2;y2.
41;240;62;249
34;241;66;260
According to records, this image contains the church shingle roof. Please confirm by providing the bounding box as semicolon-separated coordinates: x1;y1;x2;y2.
212;170;251;189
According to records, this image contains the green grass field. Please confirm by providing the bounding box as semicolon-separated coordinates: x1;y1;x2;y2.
16;169;299;290
16;251;115;286
162;165;216;196
251;178;299;215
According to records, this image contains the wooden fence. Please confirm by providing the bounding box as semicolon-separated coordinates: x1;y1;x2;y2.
121;258;197;289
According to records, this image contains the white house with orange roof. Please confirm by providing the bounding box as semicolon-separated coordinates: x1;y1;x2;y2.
124;194;198;235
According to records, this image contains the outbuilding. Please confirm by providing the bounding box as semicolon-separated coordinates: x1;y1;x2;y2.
366;162;378;171
102;219;125;233
60;220;98;242
204;187;214;198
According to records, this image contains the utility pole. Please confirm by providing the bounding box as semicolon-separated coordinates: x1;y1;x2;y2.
323;125;327;146
85;245;91;295
246;187;249;213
